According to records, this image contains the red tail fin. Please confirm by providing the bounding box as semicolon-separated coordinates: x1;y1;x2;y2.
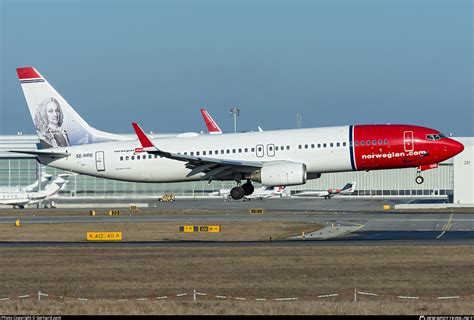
200;108;222;134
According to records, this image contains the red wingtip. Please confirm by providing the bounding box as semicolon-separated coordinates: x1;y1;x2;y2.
132;123;154;148
16;67;42;80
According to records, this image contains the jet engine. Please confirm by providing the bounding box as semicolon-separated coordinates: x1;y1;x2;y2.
251;162;307;186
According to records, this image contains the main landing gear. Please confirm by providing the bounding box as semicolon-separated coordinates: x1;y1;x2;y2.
229;180;254;200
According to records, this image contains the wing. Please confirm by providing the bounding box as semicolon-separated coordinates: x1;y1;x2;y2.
132;123;262;182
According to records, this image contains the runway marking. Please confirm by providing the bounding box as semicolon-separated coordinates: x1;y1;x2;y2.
436;214;454;239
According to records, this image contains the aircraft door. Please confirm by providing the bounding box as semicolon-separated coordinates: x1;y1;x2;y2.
95;151;105;171
256;144;264;157
267;144;275;157
403;131;414;152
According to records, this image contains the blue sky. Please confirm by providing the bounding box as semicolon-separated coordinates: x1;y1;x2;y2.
1;0;472;136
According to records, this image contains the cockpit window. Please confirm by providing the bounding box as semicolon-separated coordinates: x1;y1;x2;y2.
426;133;445;141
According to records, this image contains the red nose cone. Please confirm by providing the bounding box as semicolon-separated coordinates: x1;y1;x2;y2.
445;138;464;158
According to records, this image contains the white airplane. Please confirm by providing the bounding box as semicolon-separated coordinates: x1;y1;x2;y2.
0;173;53;193
200;108;264;134
292;182;356;199
11;67;464;201
0;174;70;208
210;185;287;200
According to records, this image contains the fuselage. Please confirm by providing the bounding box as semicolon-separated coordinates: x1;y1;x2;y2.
37;124;464;183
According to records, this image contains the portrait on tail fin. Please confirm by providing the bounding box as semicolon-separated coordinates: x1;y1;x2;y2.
34;97;70;148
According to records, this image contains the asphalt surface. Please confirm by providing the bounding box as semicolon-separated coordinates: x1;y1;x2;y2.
1;198;472;246
54;197;424;212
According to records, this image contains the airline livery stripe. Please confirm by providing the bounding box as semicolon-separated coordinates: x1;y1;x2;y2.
349;125;356;171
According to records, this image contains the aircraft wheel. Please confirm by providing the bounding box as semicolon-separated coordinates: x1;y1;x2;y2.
242;182;254;196
230;186;245;200
415;176;424;184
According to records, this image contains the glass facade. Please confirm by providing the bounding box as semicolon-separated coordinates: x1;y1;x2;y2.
0;158;452;198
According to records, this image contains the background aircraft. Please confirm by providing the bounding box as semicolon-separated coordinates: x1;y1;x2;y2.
292;182;356;199
209;186;287;200
0;174;70;208
0;173;53;193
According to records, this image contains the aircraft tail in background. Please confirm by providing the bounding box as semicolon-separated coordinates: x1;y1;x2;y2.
200;108;223;135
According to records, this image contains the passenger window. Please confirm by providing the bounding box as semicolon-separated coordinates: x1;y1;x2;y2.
203;151;206;155
190;152;194;156
366;140;370;145
330;143;333;147
317;144;321;148
269;146;273;151
125;156;129;160
336;142;340;147
155;155;158;158
275;146;279;151
137;155;140;160
215;150;218;154
311;144;314;148
196;151;200;156
304;144;308;149
244;148;248;153
281;146;284;150
227;150;230;154
120;156;123;161
360;141;364;146
343;142;347;147
221;150;224;154
238;148;242;153
323;143;327;148
286;146;290;150
384;139;388;144
131;156;135;160
373;140;377;145
149;155;152;159
298;145;302;149
378;140;382;145
251;148;255;152
209;151;212;155
232;149;236;153
143;155;147;159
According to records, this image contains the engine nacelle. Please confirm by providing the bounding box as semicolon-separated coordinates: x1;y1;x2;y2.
251;162;307;186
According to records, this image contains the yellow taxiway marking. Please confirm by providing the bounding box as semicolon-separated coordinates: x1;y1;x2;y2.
436;214;453;239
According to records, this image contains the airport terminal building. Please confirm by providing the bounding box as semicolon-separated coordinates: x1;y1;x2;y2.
1;134;472;203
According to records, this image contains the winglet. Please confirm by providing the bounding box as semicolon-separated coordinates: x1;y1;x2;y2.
132;123;157;150
200;108;222;135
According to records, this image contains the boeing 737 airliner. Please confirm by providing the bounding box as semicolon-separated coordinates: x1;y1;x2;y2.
11;67;464;200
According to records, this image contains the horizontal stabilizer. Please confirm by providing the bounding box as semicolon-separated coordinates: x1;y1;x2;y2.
9;149;70;157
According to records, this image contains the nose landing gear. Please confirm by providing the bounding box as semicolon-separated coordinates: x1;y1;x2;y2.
415;167;424;184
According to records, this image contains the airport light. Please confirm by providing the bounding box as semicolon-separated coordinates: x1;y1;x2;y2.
296;113;302;129
230;107;240;133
